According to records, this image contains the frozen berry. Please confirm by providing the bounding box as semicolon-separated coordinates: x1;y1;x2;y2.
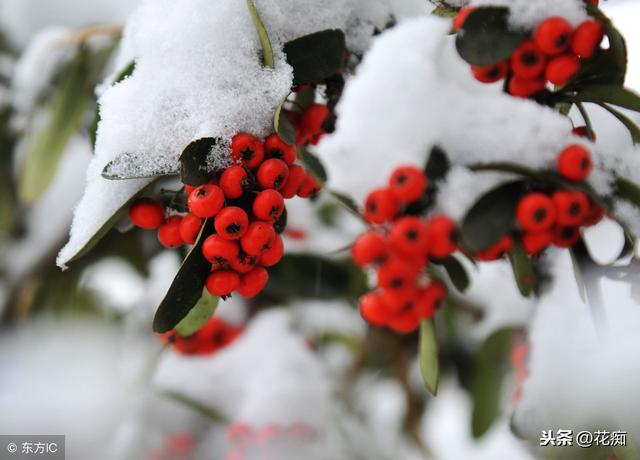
241;221;276;256
206;270;240;296
257;159;289;190
552;190;590;227
516;193;556;232
158;216;183;248
572;19;604;58
557;144;593;181
511;40;547;79
297;173;321;198
475;235;514;261
231;133;264;169
219;165;249;199
534;17;573;55
230;252;258;273
253;189;285;221
509;76;546;98
425;215;457;259
552;226;581;248
280;165;306;199
471;61;509;84
415;281;446;318
364;188;399;224
260;234;284;267
389;217;430;258
215;206;249;240
377;257;419;292
546;54;580;86
453;6;476;31
179;213;203;244
359;292;392;327
352;231;388;267
264;134;297;165
188;184;225;218
129;199;165;229
237;266;269;298
522;230;553;255
301;104;330;137
203;235;239;266
389;165;427;203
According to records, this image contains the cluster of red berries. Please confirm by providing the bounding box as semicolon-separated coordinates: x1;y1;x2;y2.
352;165;452;334
158;317;243;355
128;113;329;298
226;422;315;460
455;4;605;97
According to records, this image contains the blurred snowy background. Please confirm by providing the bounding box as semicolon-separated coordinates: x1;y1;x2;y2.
0;1;639;459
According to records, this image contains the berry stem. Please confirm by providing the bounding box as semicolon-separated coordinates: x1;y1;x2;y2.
575;102;596;141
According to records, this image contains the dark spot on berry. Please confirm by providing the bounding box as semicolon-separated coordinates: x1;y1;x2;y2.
569;202;581;216
522;51;539;66
534;208;547;222
401;302;413;313
270;149;283;159
390;278;404;289
196;188;208;197
241;148;254;161
226;223;242;235
405;229;418;241
487;65;500;78
555;34;569;49
560;227;577;240
580;158;591;171
395;174;407;185
274;174;286;189
367;202;378;214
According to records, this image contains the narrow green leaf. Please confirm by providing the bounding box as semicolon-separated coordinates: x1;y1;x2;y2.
180;137;220;186
455;7;526;67
432;4;459;19
571;85;640;113
246;0;274;69
102;151;179;180
569;248;587;303
598;103;640;145
175;290;219;337
616;177;640;208
507;240;535;297
329;190;363;220
425;146;450;182
153;219;214;333
283;29;346;85
162;390;225;422
299;147;327;183
439;256;470;292
419;319;439;396
274;99;296;145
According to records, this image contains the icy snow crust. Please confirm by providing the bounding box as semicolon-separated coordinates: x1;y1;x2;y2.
57;0;393;267
316;14;640;225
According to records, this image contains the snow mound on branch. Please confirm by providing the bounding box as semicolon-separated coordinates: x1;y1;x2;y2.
57;0;394;267
316;16;637;220
472;0;588;29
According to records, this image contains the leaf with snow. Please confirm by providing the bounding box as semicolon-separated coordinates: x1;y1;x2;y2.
180;137;221;186
284;29;347;85
102;151;179;180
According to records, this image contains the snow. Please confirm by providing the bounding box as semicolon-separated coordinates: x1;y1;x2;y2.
58;0;395;268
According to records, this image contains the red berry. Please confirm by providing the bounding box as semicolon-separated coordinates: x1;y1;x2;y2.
219;166;249;199
215;206;249;240
453;6;476;31
264;134;297;165
388;310;421;334
516;193;556;232
381;287;419;315
158;216;183;248
179;213;203;244
475;235;514;261
206;270;240;296
129;199;165;229
572;19;604;58
351;231;388;267
230;252;258;273
522;230;553;255
471;61;509;83
359;292;392;327
389;165;427;203
552;190;590;227
587;0;599;6
253;189;285;221
280;165;306;199
425;215;457;259
231;133;264;169
389;217;430;258
241;221;276;256
557;144;593;181
237;266;269;298
572;126;596;141
260;234;284;267
297;173;322;198
184;185;197;195
552;226;581;248
377;257;419;292
545;54;580;86
188;184;225;218
300;104;330;137
202;235;239;266
534;17;574;55
257;159;289;190
415;281;446;318
583;202;604;227
509;76;546;98
511;40;547;79
364;188;399;224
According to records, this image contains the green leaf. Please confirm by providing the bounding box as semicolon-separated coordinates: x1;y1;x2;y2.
153;219;214;333
175;289;219;337
439;256;470;292
162;390;225;422
329;190;363;221
507;240;535;297
455;7;525;67
246;0;274;69
102;151;179;180
180;137;219;186
432;4;459;19
461;181;525;252
597;103;640;145
299;147;327;183
425;146;450;182
569;248;588;303
19;48;90;203
274;100;296;146
570;85;640;113
419;319;439;396
616;177;640;208
284;29;347;85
